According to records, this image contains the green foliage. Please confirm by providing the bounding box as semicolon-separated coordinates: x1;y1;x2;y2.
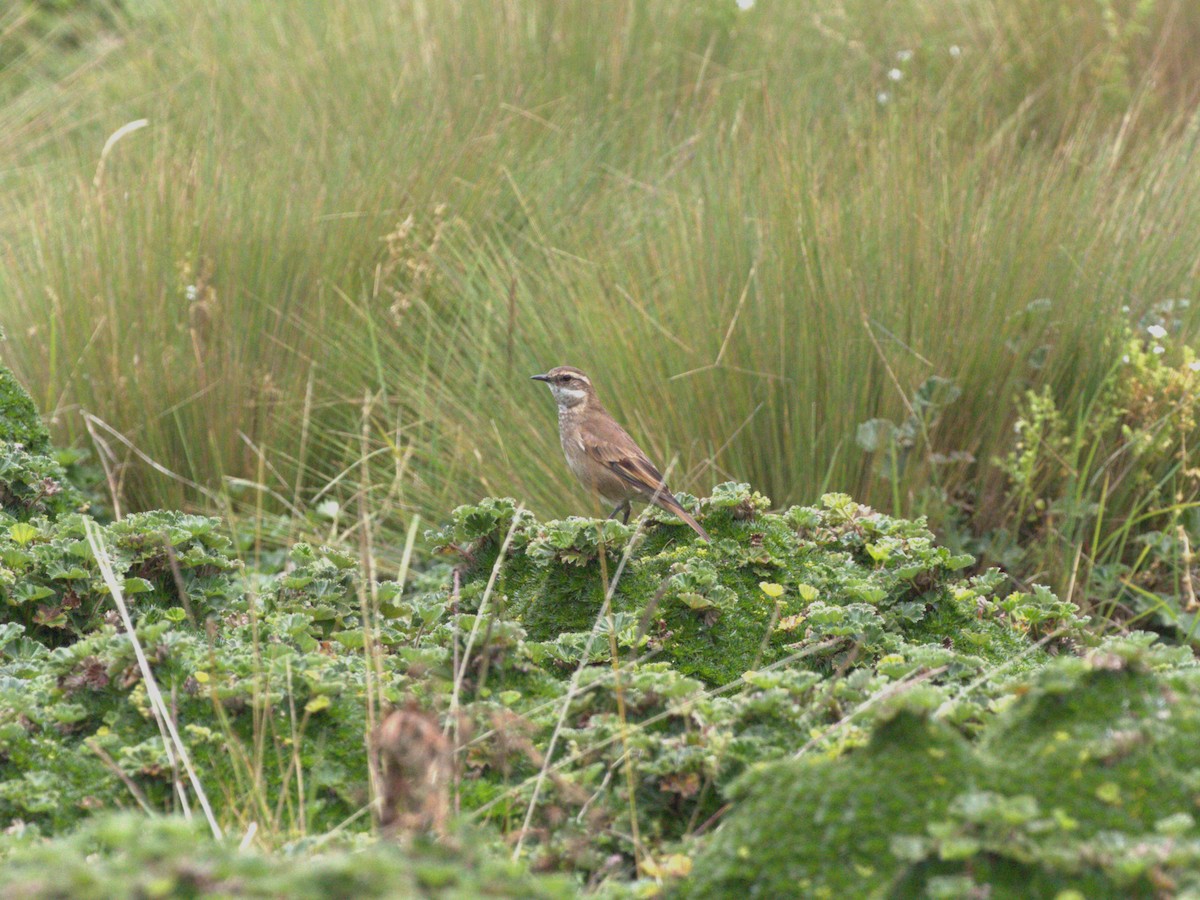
0;813;574;899
986;311;1200;630
0;361;50;452
0;485;1083;870
856;375;964;486
0;511;235;645
0;563;371;833
682;638;1200;898
2;2;1200;616
437;486;1081;687
0;478;1188;896
0;363;86;522
0;441;84;522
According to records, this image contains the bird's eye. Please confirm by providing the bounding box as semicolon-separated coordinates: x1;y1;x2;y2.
558;375;571;384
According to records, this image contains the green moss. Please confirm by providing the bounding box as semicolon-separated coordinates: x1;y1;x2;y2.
983;639;1200;836
679;709;979;897
434;487;1082;688
0;813;576;898
0;365;88;521
682;639;1200;898
0;362;50;452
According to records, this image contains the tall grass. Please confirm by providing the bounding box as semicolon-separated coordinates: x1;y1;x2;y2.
1;0;1199;600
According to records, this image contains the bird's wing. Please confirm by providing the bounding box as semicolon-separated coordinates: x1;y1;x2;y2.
581;423;669;497
582;418;711;541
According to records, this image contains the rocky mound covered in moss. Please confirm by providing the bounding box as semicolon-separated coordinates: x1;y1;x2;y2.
681;639;1200;898
2;356;1198;896
431;488;1078;687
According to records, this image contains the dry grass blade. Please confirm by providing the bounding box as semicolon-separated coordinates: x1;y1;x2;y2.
83;518;223;839
511;506;652;862
85;738;154;816
447;505;525;727
468;638;844;824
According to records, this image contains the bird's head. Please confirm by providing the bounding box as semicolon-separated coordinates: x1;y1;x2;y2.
531;366;595;410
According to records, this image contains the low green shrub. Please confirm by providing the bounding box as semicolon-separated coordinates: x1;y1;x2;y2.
0;484;1086;867
432;486;1082;687
0;442;84;522
0;511;236;645
984;312;1200;636
415;487;1089;874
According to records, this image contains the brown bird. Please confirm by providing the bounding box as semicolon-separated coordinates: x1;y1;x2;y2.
531;365;710;541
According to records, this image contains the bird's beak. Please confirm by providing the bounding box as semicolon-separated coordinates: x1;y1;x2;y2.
530;373;551;382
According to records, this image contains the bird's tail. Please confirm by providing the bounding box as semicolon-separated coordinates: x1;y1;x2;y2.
652;492;710;542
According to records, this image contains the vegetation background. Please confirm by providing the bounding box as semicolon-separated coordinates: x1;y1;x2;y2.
3;0;1200;610
1;0;1200;892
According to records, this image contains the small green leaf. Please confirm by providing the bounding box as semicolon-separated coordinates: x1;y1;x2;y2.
331;630;364;649
678;592;715;610
864;543;890;563
797;584;820;603
304;695;331;713
1095;782;1121;805
122;578;155;594
937;837;980;861
850;584;887;604
8;523;38;546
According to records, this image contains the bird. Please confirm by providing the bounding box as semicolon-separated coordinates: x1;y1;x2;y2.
531;365;710;541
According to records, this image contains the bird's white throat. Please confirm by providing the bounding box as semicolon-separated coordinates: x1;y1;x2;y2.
550;386;588;407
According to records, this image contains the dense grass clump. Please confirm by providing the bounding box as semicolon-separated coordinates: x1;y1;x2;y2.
1;1;1198;610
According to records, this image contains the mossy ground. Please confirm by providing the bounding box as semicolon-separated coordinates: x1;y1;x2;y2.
682;639;1200;898
1;372;1197;896
0;813;574;899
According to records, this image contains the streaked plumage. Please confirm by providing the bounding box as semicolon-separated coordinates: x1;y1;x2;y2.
531;365;710;541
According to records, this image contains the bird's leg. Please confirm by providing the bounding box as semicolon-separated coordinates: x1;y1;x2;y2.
608;500;631;523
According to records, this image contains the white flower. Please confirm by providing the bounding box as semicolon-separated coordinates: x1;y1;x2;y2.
736;0;755;9
1189;361;1200;372
185;285;198;301
1121;305;1130;313
896;49;913;63
1122;355;1131;363
888;68;903;81
877;91;891;105
1153;345;1165;355
1147;324;1167;339
949;45;962;58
